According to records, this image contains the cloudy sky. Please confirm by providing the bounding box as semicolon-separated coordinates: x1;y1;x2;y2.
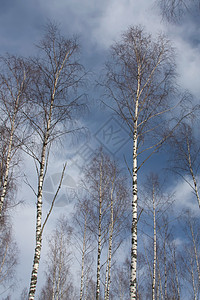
0;0;200;298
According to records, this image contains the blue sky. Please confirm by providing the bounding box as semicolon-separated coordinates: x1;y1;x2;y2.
0;0;200;298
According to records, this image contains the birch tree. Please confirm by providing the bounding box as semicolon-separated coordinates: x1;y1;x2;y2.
0;55;31;216
72;198;95;300
0;214;18;296
111;260;130;300
140;174;174;300
156;217;175;299
169;122;200;208
178;209;200;298
156;0;200;22
26;23;86;299
39;217;76;300
179;244;199;299
81;152;107;300
81;149;129;300
102;26;179;299
103;173;130;300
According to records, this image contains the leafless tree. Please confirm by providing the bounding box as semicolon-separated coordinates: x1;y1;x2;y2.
26;22;86;299
80;149;130;300
0;55;31;216
72;198;95;300
111;257;130;300
177;209;200;299
140;174;174;300
38;216;76;300
156;0;200;22
101;25;182;299
0;214;19;297
169;122;200;208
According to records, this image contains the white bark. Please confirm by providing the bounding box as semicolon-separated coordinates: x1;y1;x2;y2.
157;259;164;300
104;27;178;299
130;64;140;300
186;137;200;208
189;222;200;285
96;159;103;300
28;43;70;297
0;125;14;216
172;248;180;300
28;90;54;299
80;214;87;300
190;258;197;300
28;135;48;300
51;251;57;300
104;176;115;300
55;233;63;300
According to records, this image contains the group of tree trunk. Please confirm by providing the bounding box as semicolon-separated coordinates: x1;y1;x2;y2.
0;2;199;298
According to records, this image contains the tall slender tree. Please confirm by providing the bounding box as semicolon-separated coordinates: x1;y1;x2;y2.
102;26;181;299
140;174;174;299
80;149;129;300
26;22;86;299
39;216;76;300
73;198;95;300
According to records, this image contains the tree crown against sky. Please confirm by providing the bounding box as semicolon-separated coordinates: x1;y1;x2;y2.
23;23;87;152
102;26;181;155
157;0;200;22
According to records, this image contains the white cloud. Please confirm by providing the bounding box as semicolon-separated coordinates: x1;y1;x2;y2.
170;177;200;213
38;0;164;50
89;0;164;49
173;37;200;97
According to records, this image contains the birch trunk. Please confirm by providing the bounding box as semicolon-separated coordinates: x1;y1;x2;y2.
52;260;57;300
28;135;48;300
104;258;109;300
156;281;159;300
186;137;200;208
105;227;113;300
130;65;140;300
28;95;54;299
96;159;103;300
84;272;89;300
55;233;63;300
190;222;200;284
172;249;180;300
104;177;114;300
51;237;58;300
80;214;87;300
190;258;197;300
130;125;138;299
157;258;164;300
0;124;14;216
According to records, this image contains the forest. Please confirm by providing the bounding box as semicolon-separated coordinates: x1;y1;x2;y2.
0;0;200;299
